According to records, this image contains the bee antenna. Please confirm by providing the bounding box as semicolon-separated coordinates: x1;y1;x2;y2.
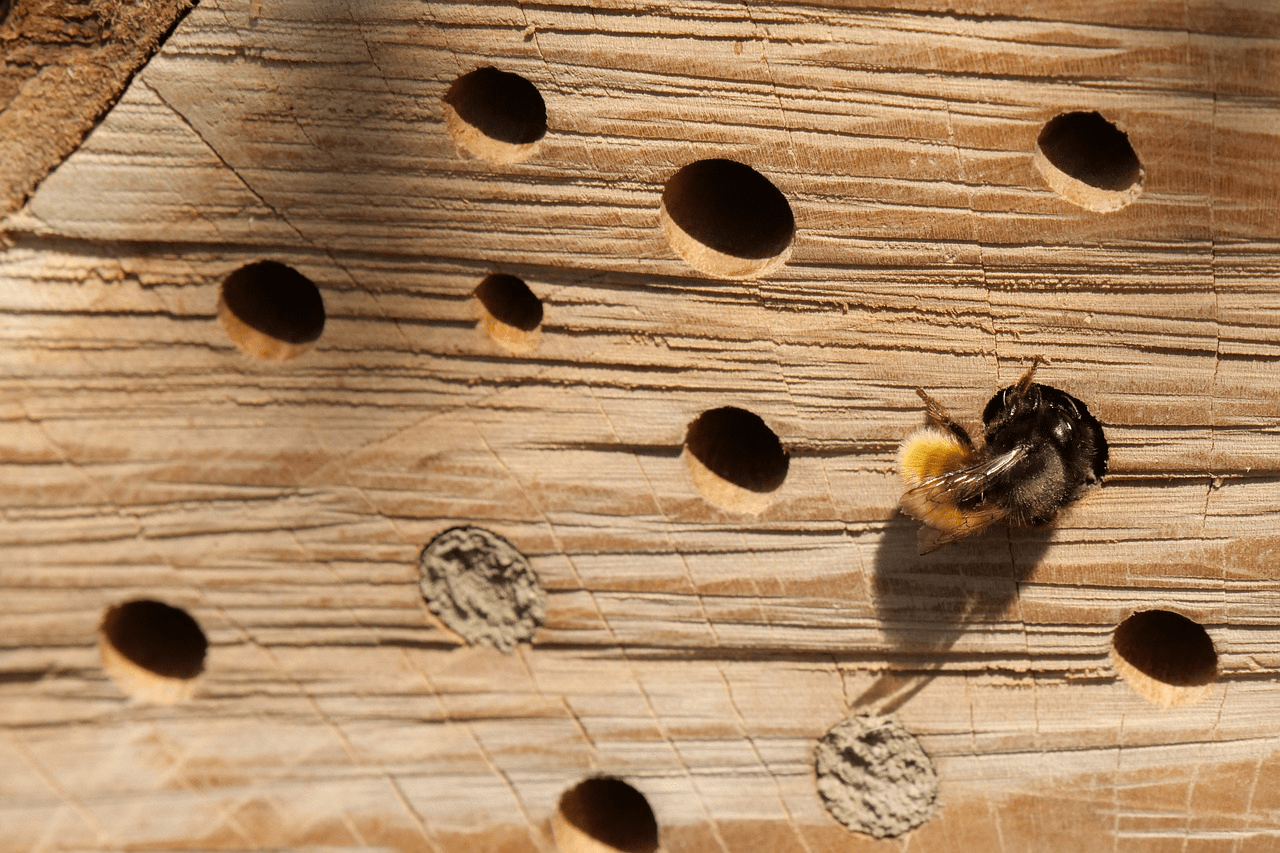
1013;355;1047;397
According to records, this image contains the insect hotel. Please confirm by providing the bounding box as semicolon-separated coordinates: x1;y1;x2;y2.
3;0;1278;850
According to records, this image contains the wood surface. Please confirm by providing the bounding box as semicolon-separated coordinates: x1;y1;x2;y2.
4;0;1280;850
0;0;195;216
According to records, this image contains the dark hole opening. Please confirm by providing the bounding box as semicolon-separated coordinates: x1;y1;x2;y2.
1113;609;1217;688
1037;111;1142;192
101;600;207;681
558;777;659;853
474;274;543;331
220;260;325;345
685;406;789;493
662;159;795;261
444;67;547;146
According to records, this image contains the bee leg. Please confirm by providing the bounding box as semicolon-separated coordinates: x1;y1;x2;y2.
915;387;974;448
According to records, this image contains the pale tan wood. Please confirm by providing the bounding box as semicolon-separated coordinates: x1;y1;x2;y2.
0;0;195;216
4;0;1280;851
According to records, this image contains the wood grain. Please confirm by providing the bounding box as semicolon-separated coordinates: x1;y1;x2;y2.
4;0;1280;850
0;0;196;216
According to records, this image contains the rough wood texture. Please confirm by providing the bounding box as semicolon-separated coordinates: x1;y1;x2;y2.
4;0;1280;850
0;0;196;215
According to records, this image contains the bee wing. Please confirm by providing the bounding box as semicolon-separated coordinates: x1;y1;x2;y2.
915;505;1009;554
910;444;1026;506
900;445;1027;554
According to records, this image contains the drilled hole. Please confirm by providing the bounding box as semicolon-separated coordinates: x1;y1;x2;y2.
443;67;547;164
1034;111;1144;212
1112;610;1218;707
815;715;940;838
683;406;789;513
660;158;795;279
553;777;659;853
217;261;325;361
474;273;543;353
99;599;207;704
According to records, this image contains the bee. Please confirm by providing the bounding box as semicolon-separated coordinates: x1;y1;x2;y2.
898;357;1108;554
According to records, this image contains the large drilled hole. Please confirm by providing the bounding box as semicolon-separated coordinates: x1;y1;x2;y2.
1111;610;1218;707
660;158;795;280
553;777;659;853
99;599;208;704
217;261;325;361
474;273;543;353
443;67;547;164
683;406;789;513
1034;111;1144;212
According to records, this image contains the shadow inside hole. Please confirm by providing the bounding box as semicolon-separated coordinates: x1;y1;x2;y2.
557;777;659;853
684;406;789;493
1113;610;1217;689
1037;111;1141;192
221;260;325;344
474;273;543;331
662;159;794;261
444;67;547;146
865;513;1054;708
101;600;208;681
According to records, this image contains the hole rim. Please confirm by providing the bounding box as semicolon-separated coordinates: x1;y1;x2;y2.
1111;609;1218;707
98;599;208;704
217;260;325;361
552;776;660;853
1033;110;1145;213
660;158;796;280
474;273;544;353
443;66;548;164
683;405;789;513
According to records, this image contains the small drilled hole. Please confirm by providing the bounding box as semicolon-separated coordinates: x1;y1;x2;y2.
1034;111;1144;212
660;158;795;280
553;777;659;853
815;715;939;838
683;406;789;513
474;274;543;353
217;261;325;361
1111;610;1218;707
99;599;207;704
443;67;547;164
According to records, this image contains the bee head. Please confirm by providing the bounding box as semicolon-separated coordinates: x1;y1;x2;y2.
982;377;1108;482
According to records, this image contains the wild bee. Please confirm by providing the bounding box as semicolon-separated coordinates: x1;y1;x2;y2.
898;358;1108;553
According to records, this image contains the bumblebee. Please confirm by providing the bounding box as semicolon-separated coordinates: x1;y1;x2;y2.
898;358;1108;553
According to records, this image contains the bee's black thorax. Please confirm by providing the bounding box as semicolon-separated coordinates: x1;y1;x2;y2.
980;382;1109;526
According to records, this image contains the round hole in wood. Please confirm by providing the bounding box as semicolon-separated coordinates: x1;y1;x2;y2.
443;66;547;164
683;406;789;513
1111;610;1218;707
660;158;795;279
553;777;659;853
98;599;208;704
474;273;543;353
1034;111;1144;212
217;261;325;361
